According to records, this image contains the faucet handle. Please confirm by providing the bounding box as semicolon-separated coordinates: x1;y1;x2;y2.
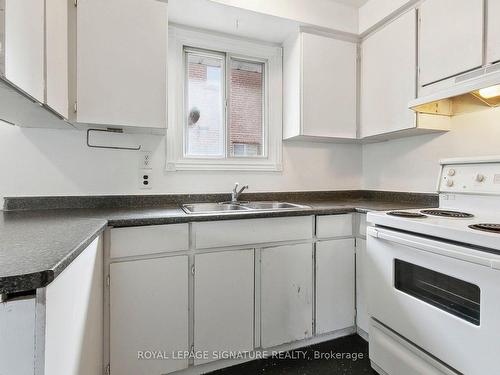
233;182;239;193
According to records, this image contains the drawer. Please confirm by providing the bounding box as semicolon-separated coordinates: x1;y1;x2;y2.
316;214;353;238
110;224;189;258
370;319;457;375
193;216;314;249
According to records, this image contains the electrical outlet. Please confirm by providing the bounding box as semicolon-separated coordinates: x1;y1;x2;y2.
140;151;153;169
139;171;152;190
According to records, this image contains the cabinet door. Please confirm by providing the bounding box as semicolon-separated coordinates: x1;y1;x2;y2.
45;0;70;118
110;256;189;375
355;238;369;334
261;243;313;348
194;249;254;365
4;0;44;101
302;33;357;139
76;0;167;129
360;10;416;138
316;239;355;335
419;0;483;85
487;0;500;64
0;298;35;375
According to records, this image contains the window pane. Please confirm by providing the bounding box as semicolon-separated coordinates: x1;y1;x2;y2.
185;50;225;157
229;59;264;157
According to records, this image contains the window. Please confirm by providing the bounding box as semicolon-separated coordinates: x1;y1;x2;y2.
167;27;282;171
185;49;265;159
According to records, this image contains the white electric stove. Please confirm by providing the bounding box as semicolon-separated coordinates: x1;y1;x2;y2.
365;157;500;375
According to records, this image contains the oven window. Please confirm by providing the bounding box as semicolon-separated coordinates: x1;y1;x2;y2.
394;260;480;325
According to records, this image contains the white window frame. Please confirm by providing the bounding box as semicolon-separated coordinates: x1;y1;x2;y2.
167;26;283;171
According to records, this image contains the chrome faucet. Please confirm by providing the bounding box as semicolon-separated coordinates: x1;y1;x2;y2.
231;182;249;203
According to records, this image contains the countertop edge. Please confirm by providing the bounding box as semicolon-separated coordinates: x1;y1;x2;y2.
1;200;436;295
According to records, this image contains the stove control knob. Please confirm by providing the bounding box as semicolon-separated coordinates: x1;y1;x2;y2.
446;179;454;187
448;169;456;176
475;174;485;182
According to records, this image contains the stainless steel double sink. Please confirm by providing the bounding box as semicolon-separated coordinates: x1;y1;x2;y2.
181;201;311;214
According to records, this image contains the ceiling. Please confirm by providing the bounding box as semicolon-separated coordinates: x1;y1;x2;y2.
330;0;369;7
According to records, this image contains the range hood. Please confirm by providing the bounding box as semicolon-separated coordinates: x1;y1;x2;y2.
409;64;500;116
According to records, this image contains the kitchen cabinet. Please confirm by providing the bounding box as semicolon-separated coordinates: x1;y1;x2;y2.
110;256;189;375
419;0;484;86
315;239;355;335
3;0;45;101
0;236;104;375
44;0;168;131
75;0;167;130
44;236;104;375
487;0;500;64
283;31;357;141
360;9;449;139
194;249;254;365
360;10;417;138
0;298;35;375
355;238;369;334
261;243;313;348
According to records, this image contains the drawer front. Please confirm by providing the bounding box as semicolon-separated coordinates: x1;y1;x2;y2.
193;216;314;249
110;224;189;258
370;319;456;375
316;214;353;238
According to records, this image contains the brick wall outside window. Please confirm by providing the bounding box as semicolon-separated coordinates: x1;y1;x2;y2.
186;61;263;157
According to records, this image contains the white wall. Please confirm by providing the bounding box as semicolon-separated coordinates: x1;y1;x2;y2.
2;108;500;203
362;107;500;193
0;123;362;203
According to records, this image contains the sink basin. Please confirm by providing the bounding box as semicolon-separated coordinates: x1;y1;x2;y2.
181;203;251;214
181;201;310;214
241;201;309;210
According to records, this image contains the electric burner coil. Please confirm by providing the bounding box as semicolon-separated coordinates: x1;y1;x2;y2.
469;224;500;234
420;210;474;218
387;211;428;218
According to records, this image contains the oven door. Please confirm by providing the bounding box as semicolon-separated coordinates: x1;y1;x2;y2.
366;226;500;375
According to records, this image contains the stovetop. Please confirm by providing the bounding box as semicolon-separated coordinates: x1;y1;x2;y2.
368;207;500;250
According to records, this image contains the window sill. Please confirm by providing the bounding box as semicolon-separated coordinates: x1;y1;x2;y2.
166;159;283;172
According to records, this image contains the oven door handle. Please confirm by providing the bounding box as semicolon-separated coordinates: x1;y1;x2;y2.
367;226;500;269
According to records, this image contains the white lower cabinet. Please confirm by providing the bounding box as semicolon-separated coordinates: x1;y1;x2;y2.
315;239;355;335
355;238;369;334
261;243;313;348
194;249;255;365
110;256;189;375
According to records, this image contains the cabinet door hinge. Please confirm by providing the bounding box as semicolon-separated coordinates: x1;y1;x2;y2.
106;275;110;287
74;0;78;7
191;265;195;275
105;364;110;375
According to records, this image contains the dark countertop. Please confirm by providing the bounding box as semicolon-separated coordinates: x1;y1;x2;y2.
0;192;438;295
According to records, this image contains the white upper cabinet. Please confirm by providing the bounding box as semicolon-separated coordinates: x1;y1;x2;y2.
76;0;167;130
44;0;168;131
3;0;45;102
45;0;71;119
283;31;357;141
487;0;500;64
419;0;484;86
360;10;417;138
